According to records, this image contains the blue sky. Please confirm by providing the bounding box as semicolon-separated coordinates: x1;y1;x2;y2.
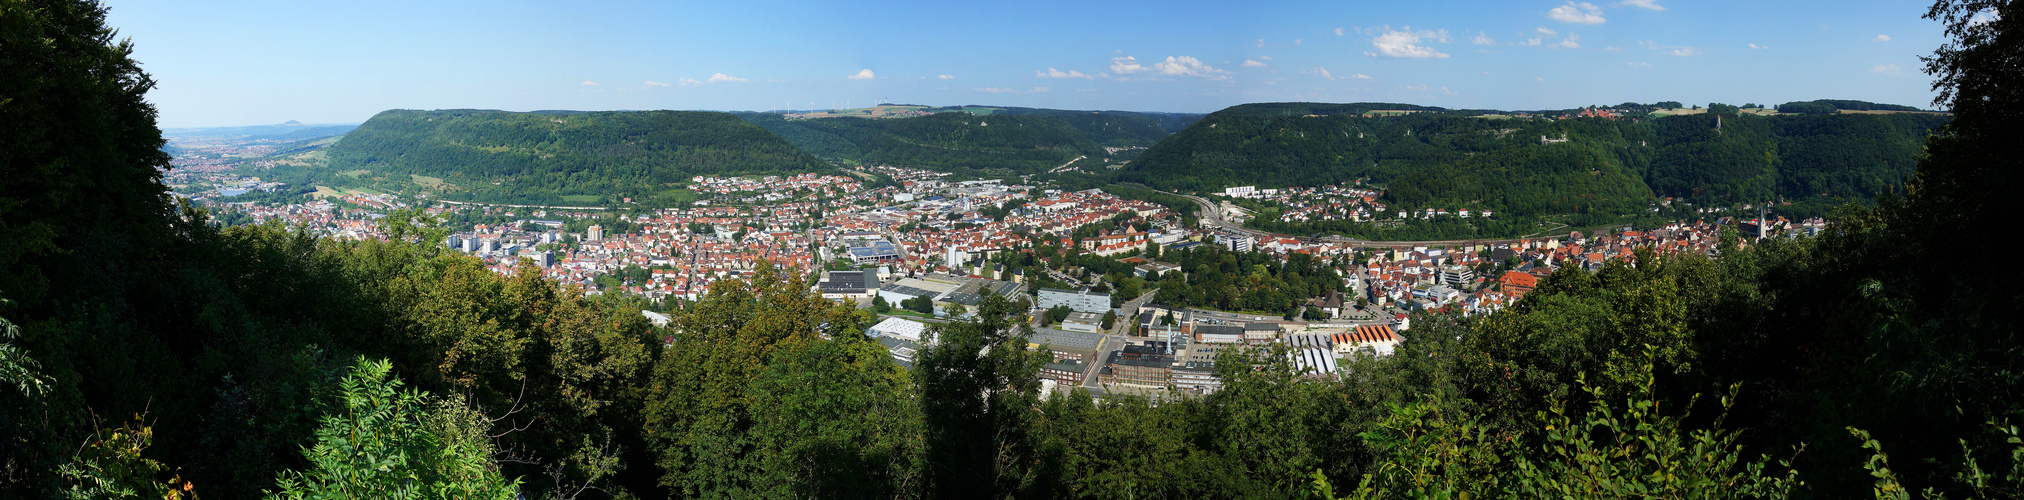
107;0;1948;128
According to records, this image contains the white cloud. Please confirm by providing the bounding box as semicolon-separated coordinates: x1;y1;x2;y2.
1335;27;1346;36
1549;2;1607;24
1536;76;1546;81
1037;67;1093;79
973;86;1050;94
1350;73;1374;79
1260;56;1272;60
1873;34;1891;42
1242;59;1267;67
707;73;748;83
1538;27;1560;35
847;69;875;80
581;80;598;86
1307;67;1334;79
1152;56;1230;78
1602;46;1623;51
1557;34;1581;49
1473;31;1497;45
1295;38;1303;45
1257;38;1266;48
1110;56;1146;74
1628;61;1653;68
644;81;672;87
1748;43;1767;49
679;78;702;86
1369;28;1452;58
1970;10;1999;26
1871;63;1904;75
937;74;954;80
1620;0;1665;10
1643;41;1701;56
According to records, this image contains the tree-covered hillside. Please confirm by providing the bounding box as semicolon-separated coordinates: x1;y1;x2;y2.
1120;103;1948;217
982;106;1204;136
324;109;827;205
739;111;1173;177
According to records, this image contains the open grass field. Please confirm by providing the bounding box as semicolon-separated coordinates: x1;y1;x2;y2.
309;186;345;199
1649;108;1706;116
656;189;700;204
1362;110;1424;117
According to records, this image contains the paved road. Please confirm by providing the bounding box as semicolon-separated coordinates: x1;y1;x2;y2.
1080;335;1116;390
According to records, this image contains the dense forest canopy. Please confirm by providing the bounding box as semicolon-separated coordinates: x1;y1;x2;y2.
736;110;1173;177
322;109;828;205
1119;103;1949;217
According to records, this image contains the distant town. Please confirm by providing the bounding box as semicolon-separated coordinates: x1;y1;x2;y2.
173;140;1823;398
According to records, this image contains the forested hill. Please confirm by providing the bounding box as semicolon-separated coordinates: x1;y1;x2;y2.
325;109;827;205
738;110;1184;177
1118;102;1948;217
981;106;1204;135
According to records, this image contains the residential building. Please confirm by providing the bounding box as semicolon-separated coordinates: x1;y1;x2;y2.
1038;288;1111;314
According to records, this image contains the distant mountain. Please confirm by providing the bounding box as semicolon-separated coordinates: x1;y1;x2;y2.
738;107;1200;176
165;122;359;141
324;109;826;205
1117;102;1949;218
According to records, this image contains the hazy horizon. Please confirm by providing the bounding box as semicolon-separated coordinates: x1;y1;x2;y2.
112;0;1947;128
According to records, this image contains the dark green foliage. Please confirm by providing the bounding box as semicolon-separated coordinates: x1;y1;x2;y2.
1151;244;1343;313
737;108;1192;177
266;357;518;499
1776;101;1841;114
1123;102;1950;224
913;293;1045;497
1771;113;1948;198
746;336;921;499
1044;305;1071;325
739;112;1108;177
902;296;935;315
1811;99;1928;112
1120;106;1658;220
1646;112;1777;202
642;267;895;499
323;109;827;205
0;0;175;307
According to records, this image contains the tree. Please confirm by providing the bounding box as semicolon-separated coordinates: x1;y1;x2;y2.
1100;310;1117;330
644;264;840;498
267;357;519;499
1045;305;1072;325
0;0;176;306
872;295;893;313
913;293;1045;497
903;296;935;315
745;336;921;498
